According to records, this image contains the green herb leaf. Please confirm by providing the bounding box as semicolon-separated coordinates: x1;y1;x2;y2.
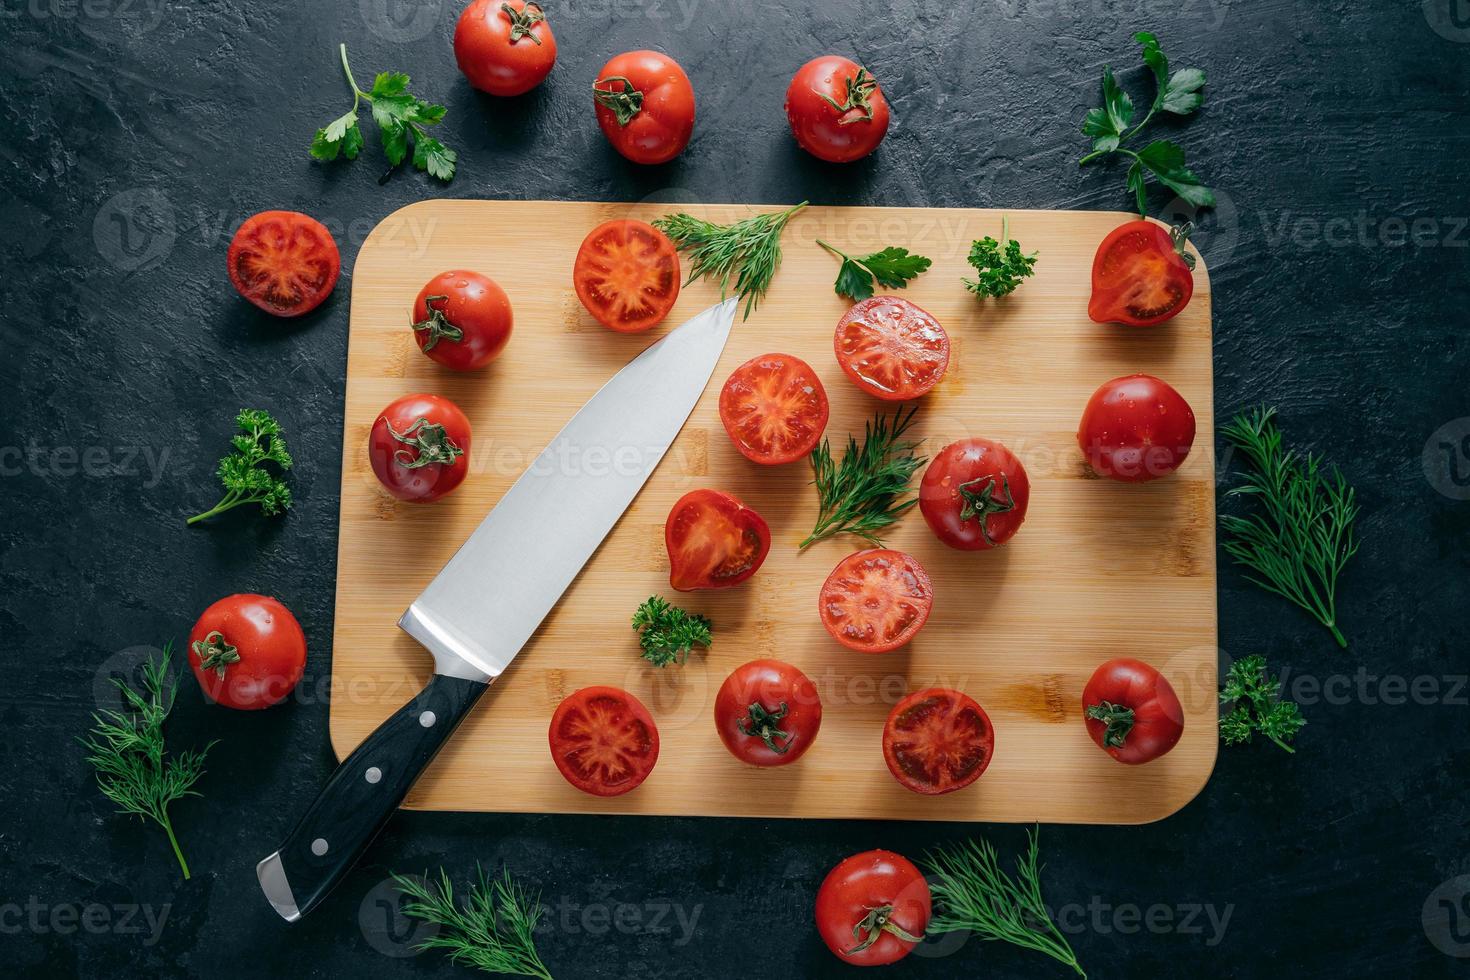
654;203;807;319
632;596;712;668
962;217;1038;299
1219;655;1306;752
1136;140;1215;208
924;828;1086;977
187;409;293;525
393;866;553;980
1220;407;1360;647
802;406;925;549
817;241;932;302
79;644;214;880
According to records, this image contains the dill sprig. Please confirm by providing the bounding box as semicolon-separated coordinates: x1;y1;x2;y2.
393;866;552;980
653;202;808;319
632;596;712;668
1220;407;1360;647
924;828;1085;978
79;643;213;880
801;405;925;549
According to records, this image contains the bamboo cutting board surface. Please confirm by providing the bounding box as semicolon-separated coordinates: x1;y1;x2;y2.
330;200;1217;824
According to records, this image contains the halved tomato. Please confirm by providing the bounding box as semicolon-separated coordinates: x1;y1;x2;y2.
818;549;932;653
718;353;829;465
665;489;771;591
573;219;681;332
882;688;994;795
1088;219;1195;326
227;210;340;317
548;686;659;797
834;296;950;400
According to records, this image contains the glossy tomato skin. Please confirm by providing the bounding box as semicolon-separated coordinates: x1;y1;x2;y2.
665;490;771;591
369;394;472;503
718;353;829;465
573;219;681;332
227;210;340;317
187;594;307;710
786;56;890;163
819;549;933;653
453;0;556;96
1089;219;1195;326
1083;658;1185;765
883;688;995;795
1078;374;1196;482
548;686;659;796
815;850;931;966
835;296;950;401
411;270;513;371
593;51;695;165
920;438;1031;550
714;659;822;766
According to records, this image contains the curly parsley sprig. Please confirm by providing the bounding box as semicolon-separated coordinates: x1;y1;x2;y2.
187;409;292;525
393;866;552;979
817;240;932;302
1080;31;1212;215
311;43;457;182
1220;655;1306;752
963;218;1038;298
632;596;712;668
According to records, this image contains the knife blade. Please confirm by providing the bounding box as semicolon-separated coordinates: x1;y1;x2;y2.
256;297;738;922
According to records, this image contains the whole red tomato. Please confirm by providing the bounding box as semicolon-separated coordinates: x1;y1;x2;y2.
815;850;930;966
548;686;659;796
882;688;995;795
714;660;822;766
717;352;829;465
919;438;1030;550
369;394;472;502
593;51;695;164
1082;658;1185;764
664;489;771;591
819;549;932;653
1089;219;1196;326
187;594;307;710
834;296;950;401
1077;374;1196;482
785;56;890;163
453;0;556;97
227;211;340;317
411;270;513;371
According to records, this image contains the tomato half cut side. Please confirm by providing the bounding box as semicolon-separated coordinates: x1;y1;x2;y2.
548;686;659;797
573;219;681;332
834;297;950;400
227;210;341;317
1088;219;1196;327
883;688;995;795
665;489;771;591
718;353;830;465
818;549;933;653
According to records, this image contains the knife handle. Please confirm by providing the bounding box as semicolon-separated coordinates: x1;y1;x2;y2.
256;672;488;922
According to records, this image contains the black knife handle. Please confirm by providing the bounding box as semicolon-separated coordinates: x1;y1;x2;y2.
256;673;488;921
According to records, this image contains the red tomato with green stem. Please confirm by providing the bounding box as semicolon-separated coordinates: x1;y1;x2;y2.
1083;658;1184;765
227;210;340;317
919;438;1031;550
714;660;822;766
572;219;681;332
718;353;829;465
835;296;950;401
1077;374;1196;482
548;686;659;796
592;51;695;165
815;850;930;966
882;688;995;795
368;393;471;503
453;0;556;97
411;270;513;371
1088;219;1196;326
786;55;890;163
187;594;307;710
819;549;933;653
665;489;770;591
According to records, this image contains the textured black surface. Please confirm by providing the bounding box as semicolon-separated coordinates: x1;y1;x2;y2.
3;1;1469;977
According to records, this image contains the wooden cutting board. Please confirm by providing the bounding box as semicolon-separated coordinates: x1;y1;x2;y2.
330;200;1217;824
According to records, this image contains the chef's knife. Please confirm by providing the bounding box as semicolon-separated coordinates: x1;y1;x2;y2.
256;297;738;922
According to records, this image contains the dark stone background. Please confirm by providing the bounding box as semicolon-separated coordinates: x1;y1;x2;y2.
3;0;1468;976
